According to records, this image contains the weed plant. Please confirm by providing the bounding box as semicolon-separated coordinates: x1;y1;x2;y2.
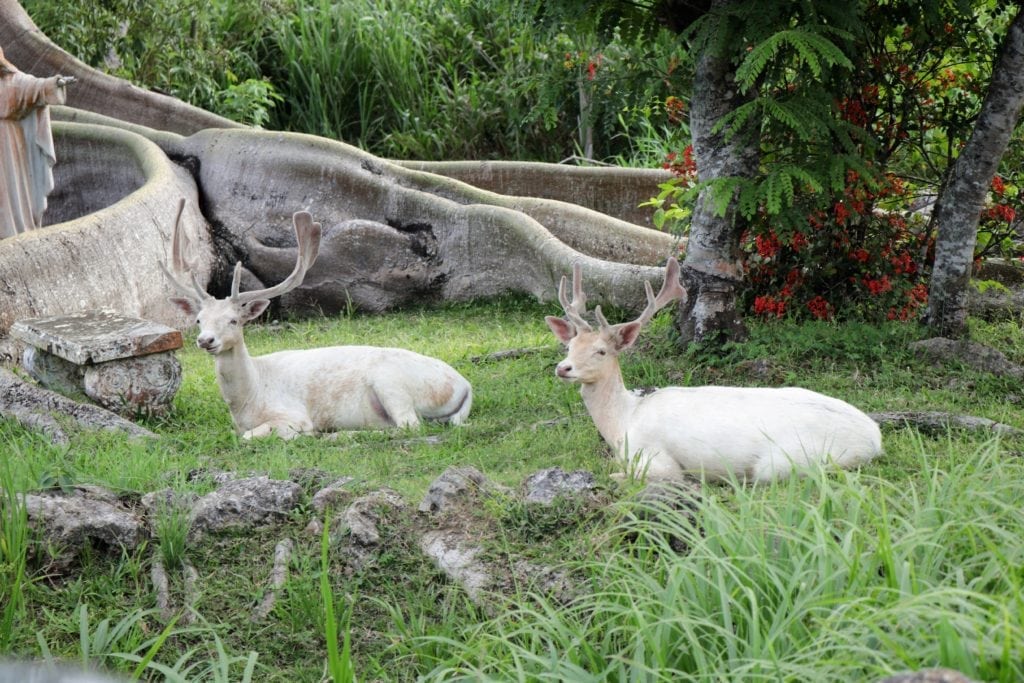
1;297;1022;680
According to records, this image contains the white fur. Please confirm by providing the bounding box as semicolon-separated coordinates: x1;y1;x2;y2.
546;259;882;482
176;298;472;440
164;206;471;440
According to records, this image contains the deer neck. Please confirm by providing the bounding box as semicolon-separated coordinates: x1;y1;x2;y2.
214;339;260;415
579;362;636;450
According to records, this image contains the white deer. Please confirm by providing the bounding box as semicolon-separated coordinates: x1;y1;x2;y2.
161;200;472;439
544;258;882;482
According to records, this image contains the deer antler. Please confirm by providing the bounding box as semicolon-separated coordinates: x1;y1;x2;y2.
557;262;593;332
594;257;684;330
232;211;323;304
160;197;210;301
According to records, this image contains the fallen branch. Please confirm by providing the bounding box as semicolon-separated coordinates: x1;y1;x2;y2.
253;538;294;621
870;411;1021;436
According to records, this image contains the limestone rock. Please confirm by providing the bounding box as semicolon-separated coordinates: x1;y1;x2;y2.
21;487;146;569
343;488;406;546
311;477;356;515
10;312;182;365
82;352;181;416
522;467;596;504
0;367;156;444
909;337;1024;378
12;313;183;417
418;466;493;514
189;476;302;539
870;411;1021;436
878;668;981;683
419;529;492;600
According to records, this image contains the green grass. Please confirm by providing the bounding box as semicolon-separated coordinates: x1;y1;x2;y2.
1;296;1022;681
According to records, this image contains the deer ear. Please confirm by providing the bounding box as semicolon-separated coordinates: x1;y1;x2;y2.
545;316;577;344
240;299;270;322
169;297;199;318
611;321;642;351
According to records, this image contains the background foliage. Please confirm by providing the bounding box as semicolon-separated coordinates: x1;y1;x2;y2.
22;0;1023;321
22;0;684;162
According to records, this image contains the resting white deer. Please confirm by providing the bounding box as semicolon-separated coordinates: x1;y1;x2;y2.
544;258;882;482
162;200;472;439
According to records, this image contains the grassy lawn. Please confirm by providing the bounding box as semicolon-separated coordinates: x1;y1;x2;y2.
2;297;1023;681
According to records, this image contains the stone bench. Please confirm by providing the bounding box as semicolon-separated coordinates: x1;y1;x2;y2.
10;311;183;417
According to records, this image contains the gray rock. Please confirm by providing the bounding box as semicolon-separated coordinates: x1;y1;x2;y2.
21;346;83;396
311;477;355;515
629;478;704;554
140;488;199;533
0;662;127;683
510;559;579;604
878;668;980;683
909;337;1024;378
82;351;182;417
20;487;146;569
634;478;703;511
869;410;1021;436
12;313;183;416
343;488;406;546
189;476;302;539
10;312;182;365
0;368;156;444
522;467;596;504
418;466;492;514
420;529;492;600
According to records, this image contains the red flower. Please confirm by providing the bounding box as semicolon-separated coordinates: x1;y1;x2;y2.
992;175;1006;195
754;295;786;318
850;247;871;263
806;296;831;321
863;276;893;296
834;202;850;225
665;96;686;123
909;283;928;303
790;231;808;252
755;232;781;259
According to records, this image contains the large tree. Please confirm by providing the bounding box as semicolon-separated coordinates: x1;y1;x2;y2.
925;5;1024;338
674;0;757;344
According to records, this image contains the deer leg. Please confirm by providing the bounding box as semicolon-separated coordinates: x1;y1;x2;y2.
242;417;311;440
619;448;684;482
370;385;421;429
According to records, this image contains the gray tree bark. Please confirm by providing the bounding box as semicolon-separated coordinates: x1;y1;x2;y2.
925;7;1024;338
675;0;759;345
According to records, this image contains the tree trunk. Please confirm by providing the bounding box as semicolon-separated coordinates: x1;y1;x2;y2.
925;7;1024;338
675;1;759;345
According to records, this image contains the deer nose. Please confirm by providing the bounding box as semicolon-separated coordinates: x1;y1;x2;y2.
556;362;573;378
197;335;215;350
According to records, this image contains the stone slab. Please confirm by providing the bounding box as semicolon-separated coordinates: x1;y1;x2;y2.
10;311;182;364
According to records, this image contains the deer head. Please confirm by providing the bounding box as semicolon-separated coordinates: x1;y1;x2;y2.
162;199;322;354
544;258;685;384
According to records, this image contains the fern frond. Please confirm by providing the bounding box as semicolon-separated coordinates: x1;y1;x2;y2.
736;28;853;88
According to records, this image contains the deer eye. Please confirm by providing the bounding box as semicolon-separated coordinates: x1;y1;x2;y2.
596;349;607;356
229;319;239;326
195;318;200;325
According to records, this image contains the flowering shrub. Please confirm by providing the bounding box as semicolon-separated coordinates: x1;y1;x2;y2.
976;174;1022;261
646;8;1024;323
653;132;933;322
740;171;932;322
